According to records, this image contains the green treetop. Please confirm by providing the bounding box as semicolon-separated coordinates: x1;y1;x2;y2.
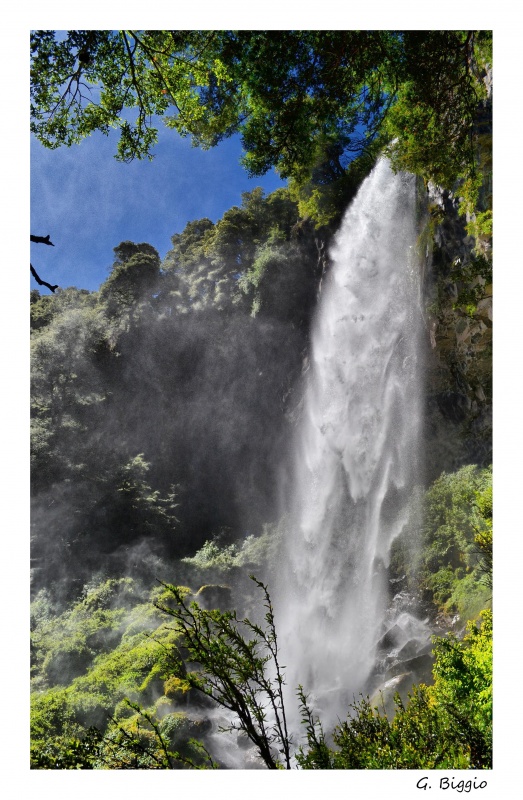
31;30;491;193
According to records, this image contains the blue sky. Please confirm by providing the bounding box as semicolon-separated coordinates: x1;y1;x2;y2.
31;124;286;293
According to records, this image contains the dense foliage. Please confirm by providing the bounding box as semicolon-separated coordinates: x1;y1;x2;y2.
30;578;214;768
31;30;491;222
154;578;291;769
390;465;492;622
30;187;320;598
30;556;492;769
30;194;493;772
298;610;492;769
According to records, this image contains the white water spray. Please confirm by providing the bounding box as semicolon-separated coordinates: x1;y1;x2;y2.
278;159;425;733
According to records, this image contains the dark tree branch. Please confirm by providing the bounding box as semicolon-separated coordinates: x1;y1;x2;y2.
30;234;54;246
30;233;59;293
154;578;292;769
30;264;58;293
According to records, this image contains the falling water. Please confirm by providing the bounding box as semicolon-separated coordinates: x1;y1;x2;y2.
277;159;426;734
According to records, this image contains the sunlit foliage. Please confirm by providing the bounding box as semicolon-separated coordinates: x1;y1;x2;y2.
298;609;492;769
30;577;205;768
390;465;492;623
31;30;491;224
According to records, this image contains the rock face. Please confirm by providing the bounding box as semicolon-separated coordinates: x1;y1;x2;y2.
423;232;491;473
369;584;435;716
193;584;232;611
421;119;492;478
369;673;417;720
370;644;435;720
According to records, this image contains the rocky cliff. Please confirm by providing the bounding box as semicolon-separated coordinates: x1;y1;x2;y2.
422;87;492;479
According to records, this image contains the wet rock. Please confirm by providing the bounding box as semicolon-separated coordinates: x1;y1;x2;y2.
387;652;434;685
369;672;414;720
377;624;404;650
242;749;269;769
476;297;492;324
389;574;407;591
161;710;213;751
396;638;433;662
435;390;470;422
194;584;232;610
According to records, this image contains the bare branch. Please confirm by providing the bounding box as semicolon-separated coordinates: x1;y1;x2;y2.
30;264;58;293
30;234;58;292
30;234;54;246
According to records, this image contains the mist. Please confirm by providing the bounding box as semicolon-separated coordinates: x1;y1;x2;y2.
30;188;321;605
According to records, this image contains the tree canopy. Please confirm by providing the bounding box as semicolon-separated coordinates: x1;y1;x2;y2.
31;30;491;192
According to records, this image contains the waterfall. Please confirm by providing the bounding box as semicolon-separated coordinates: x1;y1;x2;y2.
277;158;425;735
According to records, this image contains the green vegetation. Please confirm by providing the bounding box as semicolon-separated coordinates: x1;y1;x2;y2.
100;241;161;319
29;187;493;770
30;185;322;599
31;30;491;224
30;464;493;769
298;610;492;769
384;32;491;188
419;465;492;620
29;186;493;768
288;138;382;229
447;253;492;318
31;547;492;769
155;578;291;769
29;31;401;170
161;186;315;322
391;465;492;622
30;577;214;768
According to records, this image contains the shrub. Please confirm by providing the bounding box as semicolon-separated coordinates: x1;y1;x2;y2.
298;610;492;769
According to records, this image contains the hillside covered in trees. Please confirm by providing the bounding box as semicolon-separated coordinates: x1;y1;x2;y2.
30;29;492;771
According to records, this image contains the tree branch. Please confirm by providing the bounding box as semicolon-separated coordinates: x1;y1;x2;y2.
30;233;59;292
30;264;58;293
30;234;54;246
